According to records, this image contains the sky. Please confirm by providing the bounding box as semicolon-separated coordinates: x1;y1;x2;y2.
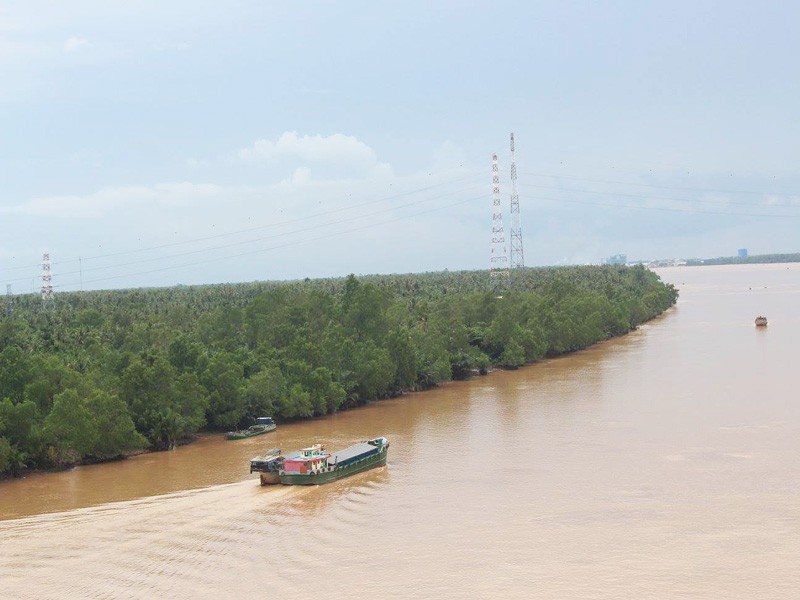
1;0;799;292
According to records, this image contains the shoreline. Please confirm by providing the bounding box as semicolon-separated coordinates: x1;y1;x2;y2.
0;308;677;485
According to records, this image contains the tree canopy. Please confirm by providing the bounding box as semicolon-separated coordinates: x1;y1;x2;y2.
0;264;677;478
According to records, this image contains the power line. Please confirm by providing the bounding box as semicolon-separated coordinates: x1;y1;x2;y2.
520;171;800;198
1;180;486;286
2;173;485;273
518;182;800;210
51;194;486;290
529;194;800;219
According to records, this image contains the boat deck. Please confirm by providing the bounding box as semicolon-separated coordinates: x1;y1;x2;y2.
329;442;379;467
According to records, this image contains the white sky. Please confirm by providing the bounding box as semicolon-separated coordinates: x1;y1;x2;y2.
1;1;799;292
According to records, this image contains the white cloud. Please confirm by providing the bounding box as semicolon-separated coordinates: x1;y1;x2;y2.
1;182;226;218
64;36;90;52
239;131;378;167
289;167;312;185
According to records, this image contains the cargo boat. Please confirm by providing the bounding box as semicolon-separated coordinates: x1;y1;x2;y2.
226;416;276;440
278;437;389;485
249;444;322;485
755;315;768;327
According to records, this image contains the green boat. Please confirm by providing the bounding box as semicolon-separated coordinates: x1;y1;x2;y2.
226;417;276;440
278;437;389;485
250;444;326;485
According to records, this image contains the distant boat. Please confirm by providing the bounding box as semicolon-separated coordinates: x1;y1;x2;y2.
226;416;276;440
755;316;768;327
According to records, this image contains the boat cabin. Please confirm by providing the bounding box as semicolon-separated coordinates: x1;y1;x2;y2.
281;445;330;474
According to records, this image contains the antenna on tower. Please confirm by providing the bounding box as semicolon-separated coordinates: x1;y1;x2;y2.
489;153;509;287
509;133;525;281
41;252;54;308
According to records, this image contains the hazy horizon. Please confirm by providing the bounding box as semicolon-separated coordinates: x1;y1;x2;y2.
3;1;799;292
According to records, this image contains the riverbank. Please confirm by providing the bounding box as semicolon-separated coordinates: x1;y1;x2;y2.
0;265;677;480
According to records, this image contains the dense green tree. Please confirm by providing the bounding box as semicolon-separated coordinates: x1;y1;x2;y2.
43;389;96;460
168;335;203;372
0;346;32;403
0;436;12;474
278;384;313;419
411;327;452;388
342;279;390;342
243;366;284;420
23;355;79;415
120;355;176;446
0;398;42;458
499;337;525;369
85;392;146;458
172;372;210;434
0;436;27;476
202;353;245;428
0;264;677;478
198;307;244;350
347;341;395;401
386;328;417;389
0;319;28;350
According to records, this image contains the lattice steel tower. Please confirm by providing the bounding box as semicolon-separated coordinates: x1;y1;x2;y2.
509;133;524;273
489;153;509;285
41;252;54;307
4;284;11;317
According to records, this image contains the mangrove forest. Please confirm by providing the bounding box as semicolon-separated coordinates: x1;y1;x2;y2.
0;264;677;478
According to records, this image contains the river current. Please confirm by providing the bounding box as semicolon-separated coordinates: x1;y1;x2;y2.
1;263;798;599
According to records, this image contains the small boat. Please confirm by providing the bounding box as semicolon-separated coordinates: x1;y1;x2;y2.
226;416;276;440
278;437;389;485
755;316;768;327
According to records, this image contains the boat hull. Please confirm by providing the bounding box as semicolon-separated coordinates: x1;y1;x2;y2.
226;424;276;440
259;472;281;485
279;445;388;485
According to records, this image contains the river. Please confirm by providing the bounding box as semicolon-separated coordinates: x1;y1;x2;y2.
1;263;799;599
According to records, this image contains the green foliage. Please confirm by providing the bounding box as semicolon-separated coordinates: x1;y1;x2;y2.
499;337;526;369
243;365;284;420
44;389;96;458
386;328;417;388
0;264;677;478
684;252;800;266
201;353;245;428
278;384;313;419
0;437;27;476
0;398;42;458
0;436;12;474
84;392;146;458
0;346;32;403
168;335;203;372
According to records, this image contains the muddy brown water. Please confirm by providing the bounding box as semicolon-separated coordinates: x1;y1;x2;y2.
1;264;799;599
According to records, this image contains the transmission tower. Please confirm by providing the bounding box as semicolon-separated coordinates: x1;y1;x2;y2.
4;284;11;317
41;252;54;308
489;153;509;286
509;133;525;277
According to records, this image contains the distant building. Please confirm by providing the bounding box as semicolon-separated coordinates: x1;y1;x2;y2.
606;254;627;265
737;248;748;258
